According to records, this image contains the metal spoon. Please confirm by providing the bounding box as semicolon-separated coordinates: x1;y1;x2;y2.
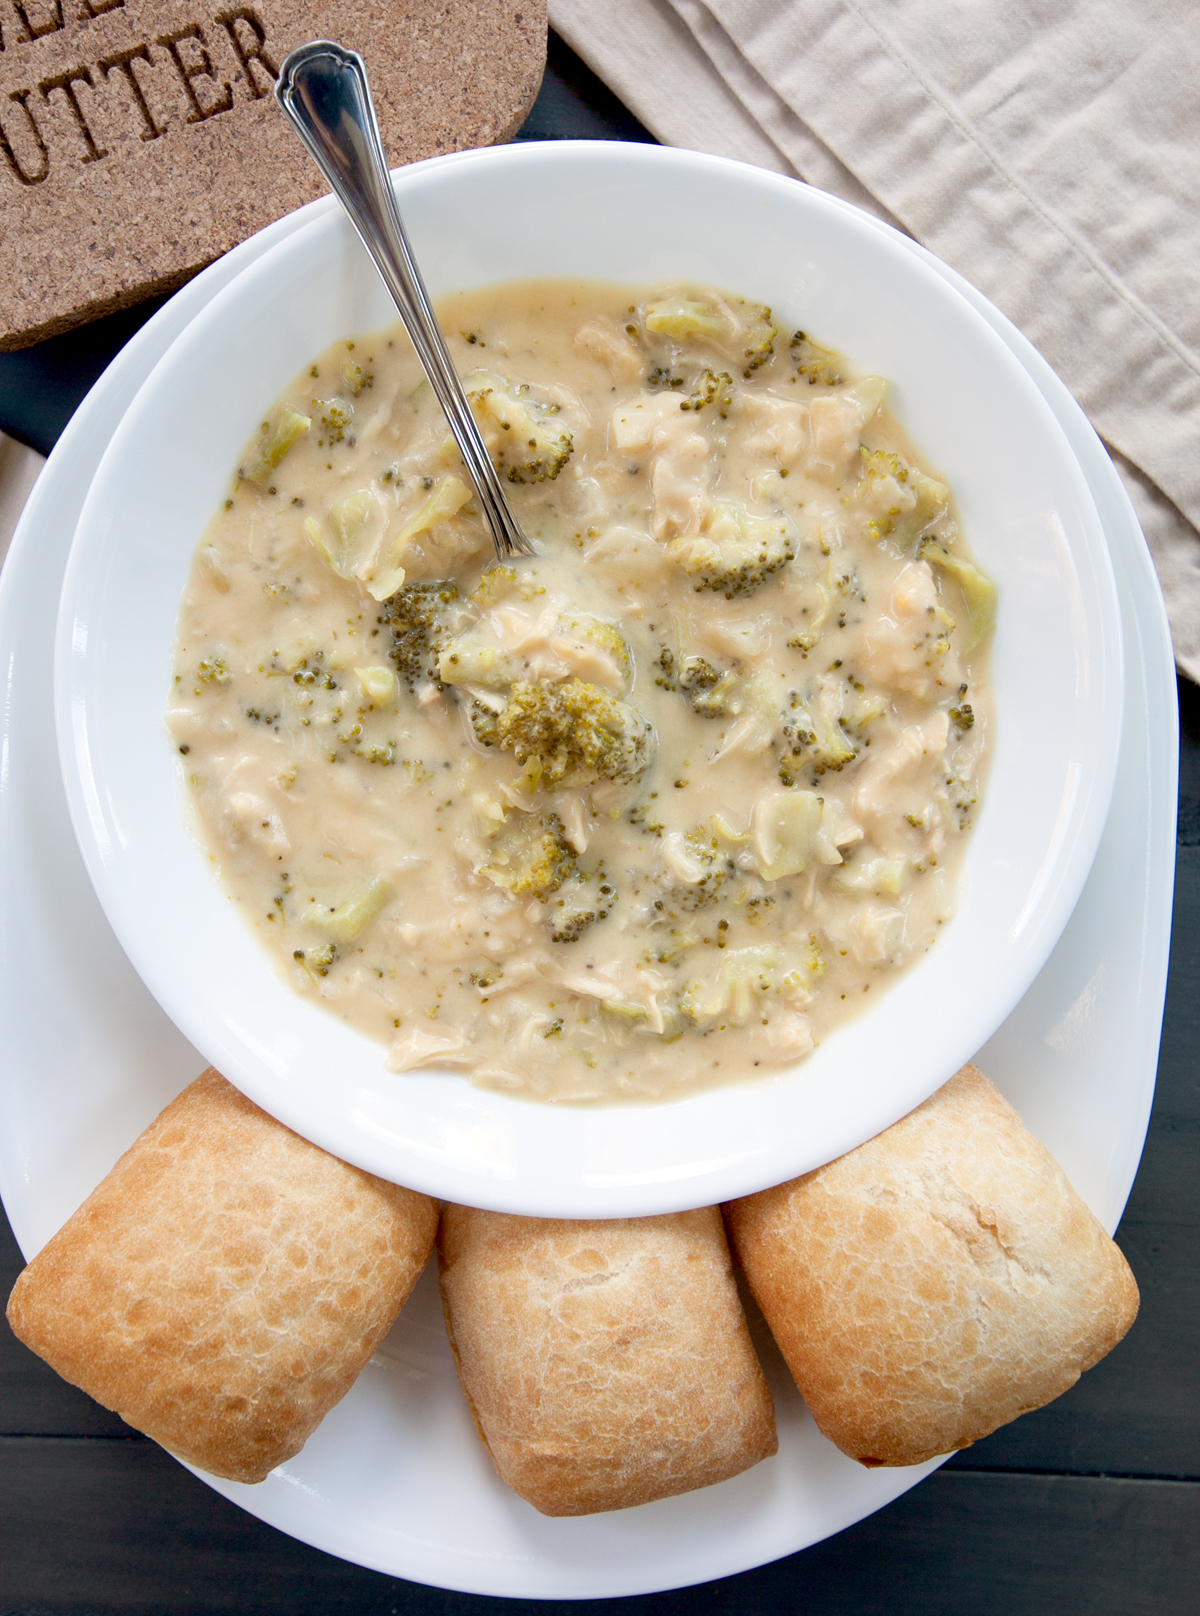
274;40;535;561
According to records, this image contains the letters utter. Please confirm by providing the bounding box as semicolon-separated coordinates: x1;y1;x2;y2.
0;0;545;348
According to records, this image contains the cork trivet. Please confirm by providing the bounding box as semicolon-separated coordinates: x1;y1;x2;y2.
0;1;546;350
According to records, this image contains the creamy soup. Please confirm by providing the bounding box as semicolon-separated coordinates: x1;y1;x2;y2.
168;282;993;1103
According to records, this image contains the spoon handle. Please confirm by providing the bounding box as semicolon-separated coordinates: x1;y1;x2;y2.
275;40;534;561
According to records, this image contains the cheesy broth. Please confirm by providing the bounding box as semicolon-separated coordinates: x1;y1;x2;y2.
168;281;993;1102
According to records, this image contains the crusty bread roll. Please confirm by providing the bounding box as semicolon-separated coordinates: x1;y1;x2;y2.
6;1069;438;1483
438;1205;777;1515
725;1063;1139;1467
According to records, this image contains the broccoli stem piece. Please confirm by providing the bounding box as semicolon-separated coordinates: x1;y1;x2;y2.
368;474;473;601
920;539;998;652
644;295;727;341
303;874;392;942
241;404;311;485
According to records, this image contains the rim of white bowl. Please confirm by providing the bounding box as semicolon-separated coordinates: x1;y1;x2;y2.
55;141;1122;1215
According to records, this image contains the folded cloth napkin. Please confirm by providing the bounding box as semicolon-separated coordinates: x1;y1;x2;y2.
549;0;1200;681
0;433;42;572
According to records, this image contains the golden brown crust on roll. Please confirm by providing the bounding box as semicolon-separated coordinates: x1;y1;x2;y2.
438;1205;777;1515
725;1064;1139;1468
6;1069;438;1483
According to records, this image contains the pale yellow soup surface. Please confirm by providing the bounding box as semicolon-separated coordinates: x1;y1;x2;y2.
169;280;992;1103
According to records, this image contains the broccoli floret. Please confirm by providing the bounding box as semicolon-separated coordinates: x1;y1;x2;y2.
779;686;857;781
379;581;459;689
678;654;720;699
857;449;949;546
660;826;736;910
733;299;776;377
481;813;575;899
294;941;336;978
693;670;740;716
470;565;519;607
196;654;232;685
241;403;311;485
312;397;353;443
790;330;842;386
653;646;679;690
341;349;374;396
496;679;654;788
668;501;797;597
655;648;739;716
466;373;573;483
466;697;502;746
644;295;774;378
548;870;619;942
678;368;734;416
920;539;998;651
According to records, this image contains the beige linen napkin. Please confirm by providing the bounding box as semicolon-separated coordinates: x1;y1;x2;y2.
0;433;43;573
550;0;1200;680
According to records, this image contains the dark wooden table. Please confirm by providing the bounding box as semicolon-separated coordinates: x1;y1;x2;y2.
2;35;1197;1615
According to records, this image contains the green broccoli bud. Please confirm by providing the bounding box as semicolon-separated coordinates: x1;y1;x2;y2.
341;350;373;396
469;565;519;608
678;368;734;415
379;580;459;689
496;679;654;788
789;331;842;386
312;397;353;443
734;299;777;377
196;654;233;686
857;449;950;546
466;374;573;484
668;501;797;597
481;813;575;899
548;870;619;943
779;687;858;781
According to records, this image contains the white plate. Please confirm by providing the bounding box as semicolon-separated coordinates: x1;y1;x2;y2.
55;142;1123;1217
0;173;1173;1597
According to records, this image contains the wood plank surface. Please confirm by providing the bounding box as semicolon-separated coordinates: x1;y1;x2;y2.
0;1438;1195;1615
1;33;1197;1614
